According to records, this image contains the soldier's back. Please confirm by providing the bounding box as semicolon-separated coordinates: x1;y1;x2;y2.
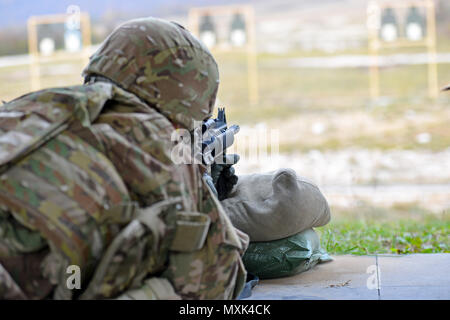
0;81;248;299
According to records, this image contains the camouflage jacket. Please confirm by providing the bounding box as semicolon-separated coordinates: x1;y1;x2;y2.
0;82;248;300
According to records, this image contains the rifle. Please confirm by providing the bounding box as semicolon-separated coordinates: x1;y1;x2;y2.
200;108;240;198
201;108;240;166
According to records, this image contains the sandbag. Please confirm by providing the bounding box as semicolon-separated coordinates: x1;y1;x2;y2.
221;168;330;242
242;228;332;279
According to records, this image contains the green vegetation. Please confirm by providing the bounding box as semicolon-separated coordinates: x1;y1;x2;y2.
318;209;449;255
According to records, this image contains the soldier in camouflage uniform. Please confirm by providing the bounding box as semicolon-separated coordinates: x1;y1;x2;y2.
0;17;248;300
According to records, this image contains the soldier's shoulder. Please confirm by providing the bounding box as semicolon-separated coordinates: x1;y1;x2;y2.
99;84;177;142
5;82;111;104
0;83;115;168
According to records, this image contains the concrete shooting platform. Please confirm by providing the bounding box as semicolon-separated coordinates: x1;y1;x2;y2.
243;254;450;300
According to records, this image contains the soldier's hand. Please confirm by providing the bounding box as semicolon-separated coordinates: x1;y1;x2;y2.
211;154;239;201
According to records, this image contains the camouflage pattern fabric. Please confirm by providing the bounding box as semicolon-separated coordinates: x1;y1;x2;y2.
163;189;249;299
83;17;219;131
0;17;247;300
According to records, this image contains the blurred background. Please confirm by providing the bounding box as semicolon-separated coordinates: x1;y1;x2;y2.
0;0;448;254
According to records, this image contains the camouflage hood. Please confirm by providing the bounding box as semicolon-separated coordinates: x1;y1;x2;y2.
83;17;219;131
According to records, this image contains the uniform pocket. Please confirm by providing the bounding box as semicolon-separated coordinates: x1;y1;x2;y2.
170;212;211;252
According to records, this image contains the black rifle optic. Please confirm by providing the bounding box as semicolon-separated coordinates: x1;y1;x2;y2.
201;108;239;166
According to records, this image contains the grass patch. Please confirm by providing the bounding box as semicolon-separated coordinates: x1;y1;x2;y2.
318;213;450;255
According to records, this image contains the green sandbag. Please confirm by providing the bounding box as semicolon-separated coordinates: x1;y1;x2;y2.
242;229;332;279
